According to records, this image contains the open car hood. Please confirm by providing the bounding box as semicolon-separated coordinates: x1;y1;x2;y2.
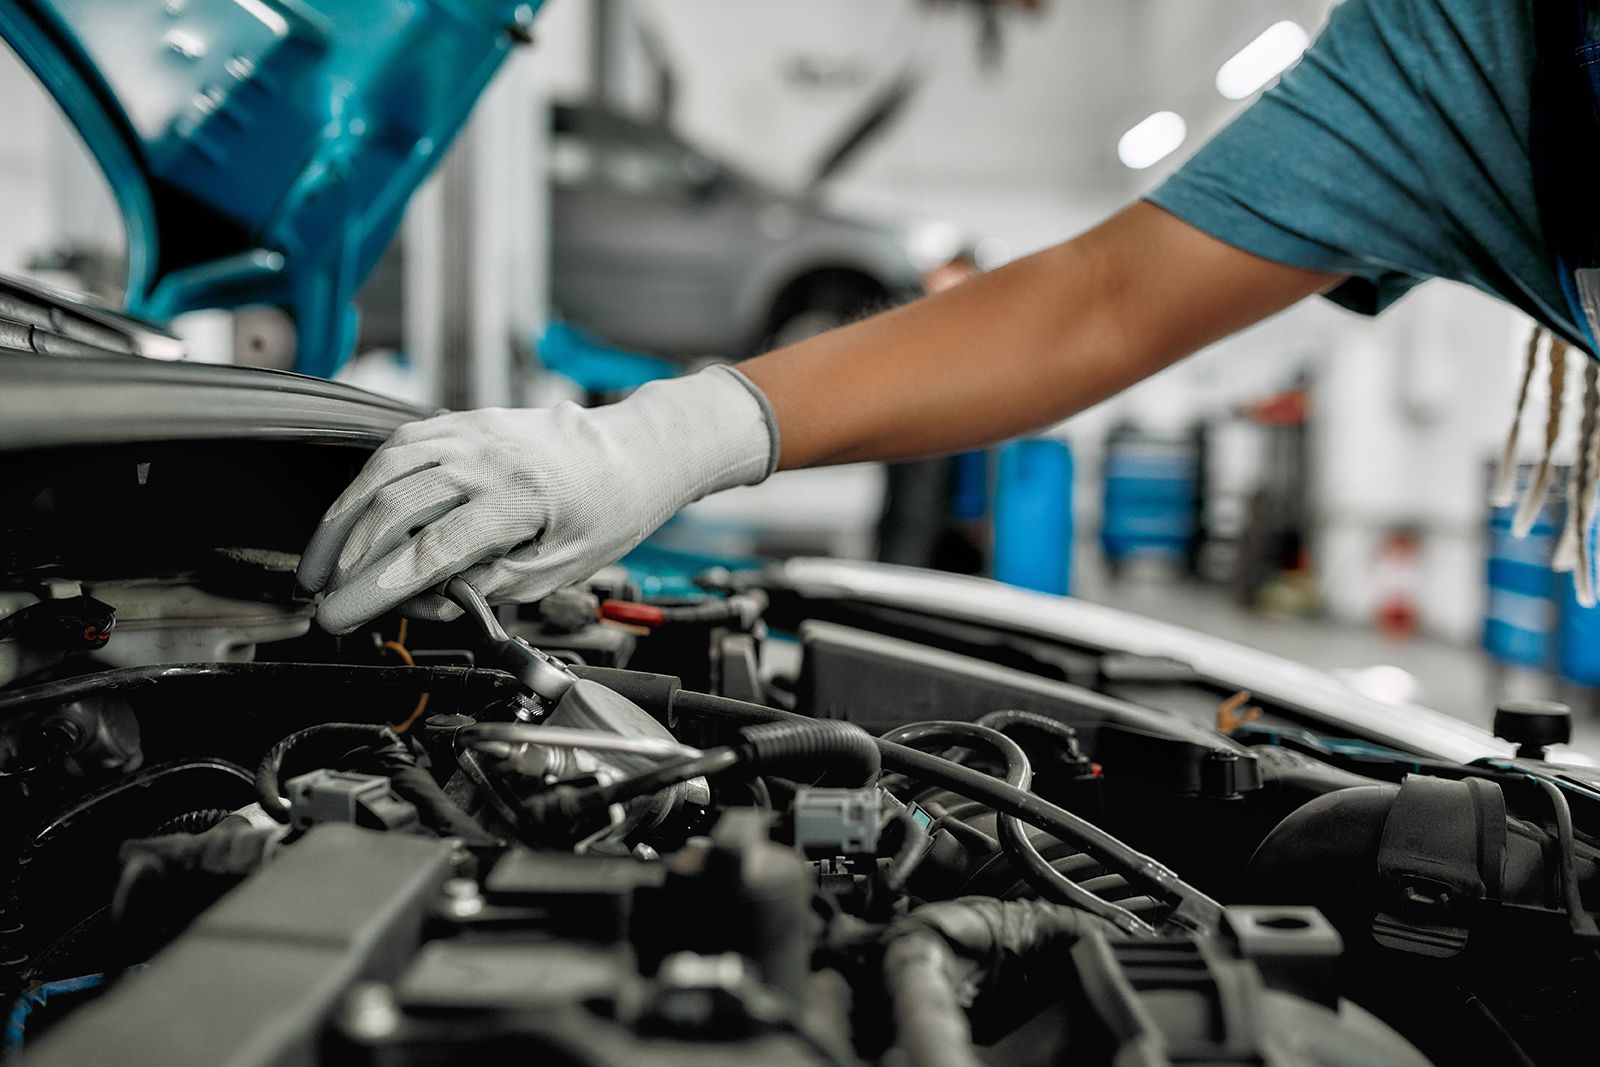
807;69;919;190
0;0;540;378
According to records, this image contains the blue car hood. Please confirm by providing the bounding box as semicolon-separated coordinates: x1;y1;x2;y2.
0;0;539;377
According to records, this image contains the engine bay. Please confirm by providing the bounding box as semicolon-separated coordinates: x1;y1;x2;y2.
2;443;1599;1067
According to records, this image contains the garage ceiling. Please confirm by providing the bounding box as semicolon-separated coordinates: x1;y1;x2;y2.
641;0;1339;195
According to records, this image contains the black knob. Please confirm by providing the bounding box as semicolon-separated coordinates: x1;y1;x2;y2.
1493;700;1572;759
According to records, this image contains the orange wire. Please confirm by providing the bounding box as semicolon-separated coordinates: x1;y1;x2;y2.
1215;690;1261;735
382;632;431;733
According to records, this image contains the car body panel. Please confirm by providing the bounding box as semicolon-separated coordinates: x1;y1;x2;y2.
774;557;1583;767
0;273;184;361
0;275;423;451
0;0;540;378
0;352;422;451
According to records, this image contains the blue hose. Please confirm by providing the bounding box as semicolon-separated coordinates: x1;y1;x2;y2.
4;973;104;1059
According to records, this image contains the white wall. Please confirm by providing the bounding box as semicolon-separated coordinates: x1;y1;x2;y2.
1312;285;1524;640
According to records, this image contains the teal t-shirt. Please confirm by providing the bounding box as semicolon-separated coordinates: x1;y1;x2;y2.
1148;0;1584;347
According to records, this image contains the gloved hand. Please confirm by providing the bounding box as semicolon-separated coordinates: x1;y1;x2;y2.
297;365;778;633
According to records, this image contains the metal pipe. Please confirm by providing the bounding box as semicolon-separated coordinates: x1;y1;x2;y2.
458;723;701;761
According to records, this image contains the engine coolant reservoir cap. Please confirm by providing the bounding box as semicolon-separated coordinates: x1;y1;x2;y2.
1492;700;1571;758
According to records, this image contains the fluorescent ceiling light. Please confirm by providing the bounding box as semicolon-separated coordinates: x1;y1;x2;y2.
1216;21;1310;100
1117;111;1187;170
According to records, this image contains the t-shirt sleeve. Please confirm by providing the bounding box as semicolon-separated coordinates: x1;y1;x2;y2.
1148;0;1545;318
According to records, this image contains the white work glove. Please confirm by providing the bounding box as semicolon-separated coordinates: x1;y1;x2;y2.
297;365;779;633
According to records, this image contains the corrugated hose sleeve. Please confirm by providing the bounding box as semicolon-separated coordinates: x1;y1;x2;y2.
738;719;881;785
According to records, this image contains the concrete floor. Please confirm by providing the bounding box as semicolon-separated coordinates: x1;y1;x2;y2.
1075;567;1600;760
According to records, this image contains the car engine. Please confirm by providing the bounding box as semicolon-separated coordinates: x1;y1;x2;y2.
1;442;1598;1067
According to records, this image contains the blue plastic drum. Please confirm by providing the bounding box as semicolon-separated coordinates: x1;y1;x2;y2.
1483;469;1562;669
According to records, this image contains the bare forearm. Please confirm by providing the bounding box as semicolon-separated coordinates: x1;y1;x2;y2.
739;202;1341;469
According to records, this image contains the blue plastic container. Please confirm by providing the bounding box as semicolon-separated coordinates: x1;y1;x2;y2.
1100;435;1198;564
1483;475;1562;669
994;439;1074;595
1557;509;1600;684
950;451;991;523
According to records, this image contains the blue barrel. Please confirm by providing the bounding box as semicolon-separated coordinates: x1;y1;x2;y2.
950;450;990;522
1557;507;1600;684
1483;467;1562;668
994;439;1074;595
1100;434;1198;564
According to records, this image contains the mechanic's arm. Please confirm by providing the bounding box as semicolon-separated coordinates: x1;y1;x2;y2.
298;203;1338;633
744;202;1338;468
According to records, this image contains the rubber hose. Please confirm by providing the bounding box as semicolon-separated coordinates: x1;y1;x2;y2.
881;898;1118;1067
583;719;875;818
883;895;1120;1055
150;808;235;837
454;745;531;832
883;932;983;1067
657;600;740;624
258;723;495;844
879;738;1217;931
1535;778;1600;944
667;688;1222;932
893;895;1117;971
925;805;1000;853
567;665;680;726
653;593;765;625
739;719;880;786
593;748;744;809
976;709;1087;761
386;765;500;847
882;721;1150;935
884;808;931;892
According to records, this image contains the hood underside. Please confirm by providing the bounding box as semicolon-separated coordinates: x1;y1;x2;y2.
0;0;540;377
